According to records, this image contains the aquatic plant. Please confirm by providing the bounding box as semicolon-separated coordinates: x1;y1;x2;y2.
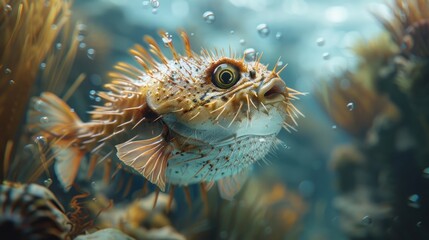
0;0;67;178
186;175;307;240
319;0;429;239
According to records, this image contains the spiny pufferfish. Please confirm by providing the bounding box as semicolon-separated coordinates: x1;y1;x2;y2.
28;31;304;200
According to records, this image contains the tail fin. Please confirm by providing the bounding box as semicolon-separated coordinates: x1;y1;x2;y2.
28;92;85;191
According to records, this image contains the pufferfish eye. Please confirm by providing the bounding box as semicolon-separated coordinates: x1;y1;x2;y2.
211;63;241;89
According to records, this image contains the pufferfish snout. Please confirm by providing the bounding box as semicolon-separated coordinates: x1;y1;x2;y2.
28;30;304;200
257;77;287;104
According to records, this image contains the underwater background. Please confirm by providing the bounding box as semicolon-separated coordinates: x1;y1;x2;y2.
1;0;429;239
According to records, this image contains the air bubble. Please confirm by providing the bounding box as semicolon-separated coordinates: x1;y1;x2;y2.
203;11;215;24
332;125;337;129
408;194;420;208
316;37;325;46
89;89;96;98
40;116;49;124
239;39;246;45
8;80;15;85
34;136;48;149
44;178;53;187
347;102;354;111
417;221;422;227
277;61;283;67
142;0;150;8
150;0;160;8
87;48;95;60
361;216;372;225
275;32;282;40
77;23;87;41
151;8;158;14
40;62;47;70
256;23;270;38
4;4;12;14
162;33;173;45
51;24;58;30
33;99;44;111
322;52;330;60
230;30;235;35
243;48;256;62
4;68;11;75
280;142;290;150
79;42;87;49
56;43;62;50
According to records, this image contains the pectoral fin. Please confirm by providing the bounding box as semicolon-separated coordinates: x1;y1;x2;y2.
116;134;173;191
217;169;249;200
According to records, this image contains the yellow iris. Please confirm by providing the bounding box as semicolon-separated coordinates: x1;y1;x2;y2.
211;63;240;89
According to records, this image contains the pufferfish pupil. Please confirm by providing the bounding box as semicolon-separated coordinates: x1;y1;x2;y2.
212;63;240;89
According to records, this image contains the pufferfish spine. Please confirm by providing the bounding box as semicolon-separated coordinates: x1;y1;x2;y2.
0;182;71;240
28;31;304;200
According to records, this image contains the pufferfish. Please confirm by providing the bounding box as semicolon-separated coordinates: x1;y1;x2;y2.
28;31;303;200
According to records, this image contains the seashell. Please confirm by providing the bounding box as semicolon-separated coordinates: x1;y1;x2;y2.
0;182;70;240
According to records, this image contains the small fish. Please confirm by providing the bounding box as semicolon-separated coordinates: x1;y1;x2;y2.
28;31;303;199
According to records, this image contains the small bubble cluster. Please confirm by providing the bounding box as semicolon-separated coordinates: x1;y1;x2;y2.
89;90;97;100
77;23;87;41
142;0;160;14
203;11;215;24
256;23;270;38
162;32;173;45
150;0;159;8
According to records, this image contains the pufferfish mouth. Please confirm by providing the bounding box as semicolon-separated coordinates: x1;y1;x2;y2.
258;78;287;104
